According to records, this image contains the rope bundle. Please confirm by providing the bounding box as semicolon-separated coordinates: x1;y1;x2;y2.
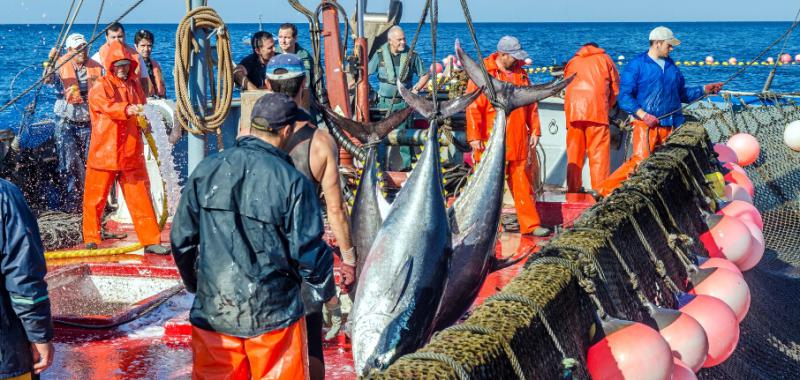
174;5;233;134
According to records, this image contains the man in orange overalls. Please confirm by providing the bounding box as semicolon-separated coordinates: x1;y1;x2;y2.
83;40;169;254
466;36;550;237
563;42;620;193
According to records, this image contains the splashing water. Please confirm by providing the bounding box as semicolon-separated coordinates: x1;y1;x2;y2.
143;101;182;216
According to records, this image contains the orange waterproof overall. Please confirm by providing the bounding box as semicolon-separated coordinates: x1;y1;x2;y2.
563;45;620;192
191;318;310;380
466;52;542;233
594;119;673;196
82;40;160;246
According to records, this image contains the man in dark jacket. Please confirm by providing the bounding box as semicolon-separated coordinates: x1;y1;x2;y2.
170;92;334;379
594;26;723;196
0;179;54;380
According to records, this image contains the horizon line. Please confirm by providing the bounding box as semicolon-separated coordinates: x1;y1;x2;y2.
1;20;795;25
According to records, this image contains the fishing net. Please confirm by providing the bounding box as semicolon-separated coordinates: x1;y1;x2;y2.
372;102;800;379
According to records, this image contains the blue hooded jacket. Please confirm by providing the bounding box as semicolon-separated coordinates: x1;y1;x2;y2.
618;52;705;127
0;179;52;379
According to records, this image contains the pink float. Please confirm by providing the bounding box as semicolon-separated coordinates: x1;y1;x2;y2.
699;214;753;263
724;183;753;203
726;133;760;167
587;317;674;380
737;221;765;271
699;257;744;278
714;143;739;164
724;167;755;198
718;199;763;229
678;293;740;368
689;267;751;322
672;358;698;380
648;303;709;372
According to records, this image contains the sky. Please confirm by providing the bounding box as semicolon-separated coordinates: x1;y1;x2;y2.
1;0;799;24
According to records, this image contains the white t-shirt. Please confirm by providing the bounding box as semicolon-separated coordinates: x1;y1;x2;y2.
650;56;666;72
91;50;148;78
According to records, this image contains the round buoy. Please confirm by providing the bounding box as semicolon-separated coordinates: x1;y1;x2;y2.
784;120;800;151
698;257;744;278
795;54;800;62
430;62;444;74
647;303;709;372
767;56;775;64
678;293;740;368
672;358;698;380
781;53;793;63
724;183;753;203
722;161;747;177
737;221;765;271
724;167;755;198
728;57;738;65
705;56;714;64
618;55;625;61
587;317;674;380
718;200;763;229
524;57;533;66
699;213;753;263
713;143;739;164
689;267;751;322
726;133;760;167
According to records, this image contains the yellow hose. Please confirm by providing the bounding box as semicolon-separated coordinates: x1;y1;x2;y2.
43;116;169;261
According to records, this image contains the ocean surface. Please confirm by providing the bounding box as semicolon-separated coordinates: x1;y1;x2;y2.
1;21;799;140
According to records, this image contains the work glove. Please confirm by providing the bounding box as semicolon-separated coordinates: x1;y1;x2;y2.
642;113;660;128
705;82;724;94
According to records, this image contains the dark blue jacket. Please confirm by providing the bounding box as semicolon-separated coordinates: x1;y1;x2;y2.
170;136;334;338
618;52;705;127
0;179;52;379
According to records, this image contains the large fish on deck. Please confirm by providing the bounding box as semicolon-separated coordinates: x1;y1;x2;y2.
350;83;480;375
433;41;574;331
320;106;411;292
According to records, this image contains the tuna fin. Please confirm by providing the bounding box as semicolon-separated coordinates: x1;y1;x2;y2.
491;248;534;272
321;106;413;144
388;257;414;313
397;80;483;120
455;39;575;112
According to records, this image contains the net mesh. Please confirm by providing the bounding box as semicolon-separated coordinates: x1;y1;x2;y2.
372;99;800;379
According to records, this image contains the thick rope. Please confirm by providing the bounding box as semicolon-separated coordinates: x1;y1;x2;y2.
174;6;233;134
529;256;608;319
401;351;470;380
45;243;143;261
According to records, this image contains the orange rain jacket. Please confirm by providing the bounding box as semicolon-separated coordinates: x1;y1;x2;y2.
87;40;147;172
466;52;541;162
563;45;620;125
56;54;103;104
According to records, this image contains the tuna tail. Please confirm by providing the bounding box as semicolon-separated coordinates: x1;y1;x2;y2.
454;40;575;111
321;106;414;144
396;80;483;120
491;247;535;272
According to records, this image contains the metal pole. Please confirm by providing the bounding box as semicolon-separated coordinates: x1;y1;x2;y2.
356;0;365;37
188;0;208;175
354;0;370;125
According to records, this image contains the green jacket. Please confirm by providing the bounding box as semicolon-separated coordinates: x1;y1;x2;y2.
368;43;425;99
276;44;314;90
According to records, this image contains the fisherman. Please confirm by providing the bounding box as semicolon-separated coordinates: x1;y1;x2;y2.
594;26;723;197
276;24;314;93
170;92;334;380
134;29;166;98
50;33;103;213
83;40;170;255
266;53;355;379
0;179;54;380
466;36;551;237
368;25;430;171
234;31;275;90
563;42;620;193
90;22;150;93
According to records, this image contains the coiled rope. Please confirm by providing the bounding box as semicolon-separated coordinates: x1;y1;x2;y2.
174;5;233;134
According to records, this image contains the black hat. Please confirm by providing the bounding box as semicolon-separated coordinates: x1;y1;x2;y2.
250;92;309;131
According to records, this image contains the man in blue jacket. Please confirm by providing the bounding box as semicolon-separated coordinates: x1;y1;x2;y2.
595;26;723;196
0;179;54;380
170;93;334;379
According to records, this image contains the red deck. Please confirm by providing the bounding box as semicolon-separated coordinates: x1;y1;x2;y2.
42;196;593;379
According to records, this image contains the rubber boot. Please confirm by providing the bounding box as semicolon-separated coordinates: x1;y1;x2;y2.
325;303;342;341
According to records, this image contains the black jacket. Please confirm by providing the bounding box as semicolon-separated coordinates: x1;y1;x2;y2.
0;179;52;379
170;136;334;338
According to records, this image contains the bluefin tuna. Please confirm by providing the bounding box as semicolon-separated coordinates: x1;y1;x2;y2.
432;41;575;330
350;83;481;375
320;106;412;294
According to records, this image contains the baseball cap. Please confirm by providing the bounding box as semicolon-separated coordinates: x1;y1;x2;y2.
250;92;309;131
266;53;305;80
113;59;131;67
66;33;87;49
497;36;528;61
649;26;681;46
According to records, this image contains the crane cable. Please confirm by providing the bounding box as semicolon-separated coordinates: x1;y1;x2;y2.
174;4;233;134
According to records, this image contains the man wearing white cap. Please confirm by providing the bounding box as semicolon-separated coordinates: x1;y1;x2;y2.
51;33;104;212
595;26;723;196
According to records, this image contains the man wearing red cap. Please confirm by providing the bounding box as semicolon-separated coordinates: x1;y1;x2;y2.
83;40;169;254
